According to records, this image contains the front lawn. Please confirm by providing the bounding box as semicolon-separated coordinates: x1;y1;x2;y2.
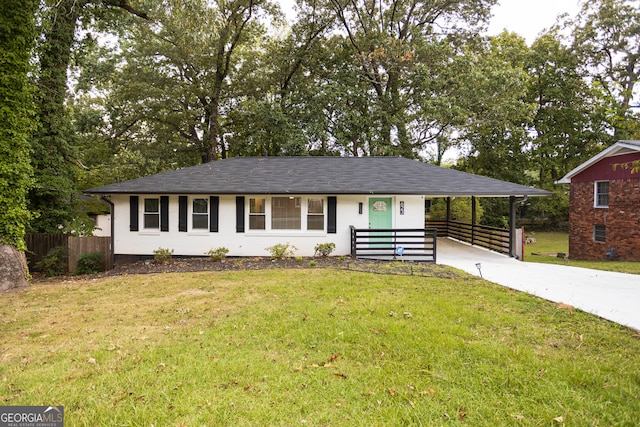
2;268;639;425
524;231;640;274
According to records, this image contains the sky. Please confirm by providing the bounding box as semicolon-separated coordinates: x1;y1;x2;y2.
487;0;582;43
280;0;583;44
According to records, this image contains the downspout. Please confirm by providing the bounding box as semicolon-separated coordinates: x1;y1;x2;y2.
101;196;115;270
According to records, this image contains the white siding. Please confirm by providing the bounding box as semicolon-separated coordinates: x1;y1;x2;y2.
111;194;425;257
92;214;111;237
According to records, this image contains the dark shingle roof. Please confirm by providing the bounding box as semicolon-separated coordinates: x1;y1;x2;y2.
85;156;551;197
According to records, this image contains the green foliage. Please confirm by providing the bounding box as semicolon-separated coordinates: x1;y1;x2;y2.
36;246;68;276
526;32;608;187
265;243;297;260
153;247;174;264
428;198;483;224
206;247;229;261
75;252;104;275
0;0;38;250
29;0;82;233
314;242;336;257
565;0;640;139
522;188;569;230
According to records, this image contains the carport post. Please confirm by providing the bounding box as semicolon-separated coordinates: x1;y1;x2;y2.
509;196;517;258
445;197;451;221
471;196;477;246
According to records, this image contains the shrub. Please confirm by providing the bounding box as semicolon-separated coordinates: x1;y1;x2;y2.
75;252;104;275
153;247;174;264
206;247;229;261
314;242;336;257
36;246;68;277
265;243;297;260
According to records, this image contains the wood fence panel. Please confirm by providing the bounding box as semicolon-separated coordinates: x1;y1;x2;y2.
68;236;111;272
25;233;69;271
26;234;111;273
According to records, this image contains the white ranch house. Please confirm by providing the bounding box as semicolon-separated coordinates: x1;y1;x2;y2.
85;156;549;265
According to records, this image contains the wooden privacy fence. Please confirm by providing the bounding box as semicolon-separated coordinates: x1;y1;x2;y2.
25;233;111;273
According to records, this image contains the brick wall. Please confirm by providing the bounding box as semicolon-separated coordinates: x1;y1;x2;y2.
569;179;640;261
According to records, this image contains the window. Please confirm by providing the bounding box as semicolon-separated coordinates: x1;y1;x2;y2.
594;225;606;243
595;181;609;207
307;198;324;230
272;197;301;229
249;198;266;230
192;198;208;229
144;198;159;229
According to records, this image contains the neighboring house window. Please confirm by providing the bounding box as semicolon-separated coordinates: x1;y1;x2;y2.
144;198;160;229
192;198;208;230
594;225;606;243
307;198;324;230
250;198;266;230
595;181;609;207
272;196;301;229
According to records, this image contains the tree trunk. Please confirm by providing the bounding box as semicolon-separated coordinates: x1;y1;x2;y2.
0;245;29;291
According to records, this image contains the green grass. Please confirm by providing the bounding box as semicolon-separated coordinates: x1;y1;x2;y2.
2;268;640;426
524;231;640;274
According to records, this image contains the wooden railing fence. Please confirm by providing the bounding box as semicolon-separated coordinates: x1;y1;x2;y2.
350;227;437;262
426;220;511;255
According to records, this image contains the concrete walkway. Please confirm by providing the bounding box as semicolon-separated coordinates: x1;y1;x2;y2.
437;238;640;331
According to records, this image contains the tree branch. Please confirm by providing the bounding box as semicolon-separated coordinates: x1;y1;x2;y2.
102;0;151;20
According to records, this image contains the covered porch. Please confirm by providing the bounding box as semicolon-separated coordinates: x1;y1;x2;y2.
350;195;531;262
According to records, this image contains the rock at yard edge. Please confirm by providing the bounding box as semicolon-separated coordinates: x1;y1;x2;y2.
0;244;29;291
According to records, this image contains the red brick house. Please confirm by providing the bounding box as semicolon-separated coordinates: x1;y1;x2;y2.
557;140;640;261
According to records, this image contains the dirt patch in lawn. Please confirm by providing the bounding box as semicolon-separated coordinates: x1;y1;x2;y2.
33;256;463;283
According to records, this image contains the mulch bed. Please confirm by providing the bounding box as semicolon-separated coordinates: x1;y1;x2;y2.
32;256;463;283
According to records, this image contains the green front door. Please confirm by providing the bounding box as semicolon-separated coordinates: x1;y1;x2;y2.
369;197;392;248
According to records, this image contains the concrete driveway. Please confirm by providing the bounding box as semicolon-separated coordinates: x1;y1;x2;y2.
437;238;640;331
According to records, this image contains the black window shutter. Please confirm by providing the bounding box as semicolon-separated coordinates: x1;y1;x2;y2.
210;196;219;232
129;196;139;231
236;196;245;233
160;196;169;232
327;196;337;234
178;196;187;232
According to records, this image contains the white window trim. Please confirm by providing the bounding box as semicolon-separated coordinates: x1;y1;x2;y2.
142;197;160;231
246;196;327;234
189;197;209;233
594;181;609;208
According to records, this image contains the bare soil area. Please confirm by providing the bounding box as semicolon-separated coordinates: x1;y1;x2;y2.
32;256;461;283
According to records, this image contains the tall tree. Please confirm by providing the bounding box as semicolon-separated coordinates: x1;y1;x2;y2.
526;32;607;187
325;0;497;156
0;0;37;249
458;32;534;184
566;0;640;139
82;0;278;171
29;0;150;232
